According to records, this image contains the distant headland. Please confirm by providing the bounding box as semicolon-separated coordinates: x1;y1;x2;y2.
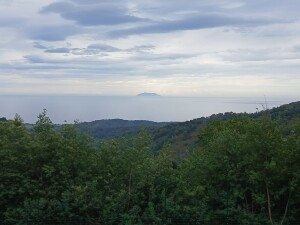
137;92;161;97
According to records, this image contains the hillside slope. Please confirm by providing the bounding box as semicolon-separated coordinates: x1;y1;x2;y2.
150;101;300;159
77;119;170;140
21;101;300;146
77;101;300;151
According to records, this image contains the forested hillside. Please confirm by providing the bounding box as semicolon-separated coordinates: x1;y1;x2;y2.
77;119;169;140
1;103;299;224
76;102;300;159
261;101;300;121
151;101;300;158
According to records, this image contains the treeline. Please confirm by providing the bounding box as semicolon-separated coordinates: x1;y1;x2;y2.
151;101;300;155
0;110;299;224
78;119;169;140
0;117;7;122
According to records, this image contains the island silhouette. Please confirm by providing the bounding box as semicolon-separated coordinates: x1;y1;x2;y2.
137;92;161;97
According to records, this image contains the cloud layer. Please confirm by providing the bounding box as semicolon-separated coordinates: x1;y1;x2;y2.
0;0;300;97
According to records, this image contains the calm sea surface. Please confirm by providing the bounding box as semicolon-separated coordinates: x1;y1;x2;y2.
0;96;298;123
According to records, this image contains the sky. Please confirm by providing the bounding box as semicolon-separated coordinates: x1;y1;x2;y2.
0;0;300;97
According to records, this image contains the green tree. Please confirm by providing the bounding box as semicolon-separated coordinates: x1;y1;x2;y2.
188;116;300;224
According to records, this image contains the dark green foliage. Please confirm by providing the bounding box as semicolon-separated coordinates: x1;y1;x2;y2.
1;102;299;224
151;101;300;156
77;119;170;140
1;111;97;224
0;112;175;225
150;112;246;156
261;101;300;121
190;117;300;224
0;117;7;122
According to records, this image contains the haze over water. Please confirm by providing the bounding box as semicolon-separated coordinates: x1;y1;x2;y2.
0;95;297;124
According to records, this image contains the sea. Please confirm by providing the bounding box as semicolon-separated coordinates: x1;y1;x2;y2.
0;95;298;124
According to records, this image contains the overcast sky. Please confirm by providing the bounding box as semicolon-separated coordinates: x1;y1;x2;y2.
0;0;300;97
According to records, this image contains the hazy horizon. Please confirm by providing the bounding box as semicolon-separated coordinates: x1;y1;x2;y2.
1;93;300;98
1;95;297;124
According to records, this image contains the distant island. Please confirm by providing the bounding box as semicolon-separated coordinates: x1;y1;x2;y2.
137;92;161;97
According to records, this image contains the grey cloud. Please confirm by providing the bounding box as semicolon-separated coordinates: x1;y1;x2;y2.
293;45;300;52
13;65;76;71
23;55;46;64
145;0;300;18
69;0;109;5
33;43;48;49
42;43;157;56
71;49;109;56
29;25;80;41
87;44;120;52
23;55;68;64
38;0;291;39
45;48;71;53
41;44;122;56
237;0;300;16
108;14;278;37
0;17;24;27
40;1;72;14
123;0;236;16
220;48;300;63
127;45;155;52
41;1;145;26
17;55;137;77
130;53;195;62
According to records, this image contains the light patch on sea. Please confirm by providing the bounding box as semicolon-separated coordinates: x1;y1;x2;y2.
0;95;298;123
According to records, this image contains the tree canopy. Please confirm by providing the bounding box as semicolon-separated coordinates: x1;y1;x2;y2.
0;110;299;224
